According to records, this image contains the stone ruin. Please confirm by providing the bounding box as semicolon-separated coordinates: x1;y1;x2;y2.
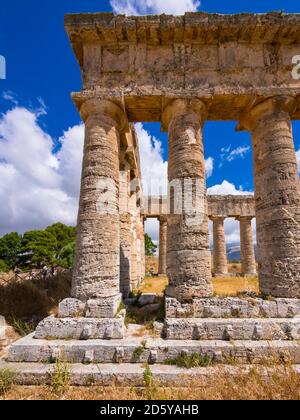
2;12;300;384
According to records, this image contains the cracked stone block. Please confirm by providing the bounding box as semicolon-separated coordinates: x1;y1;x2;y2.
85;294;122;318
58;298;85;318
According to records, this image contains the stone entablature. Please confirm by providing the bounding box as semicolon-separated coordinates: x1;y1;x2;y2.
143;194;255;218
65;13;300;123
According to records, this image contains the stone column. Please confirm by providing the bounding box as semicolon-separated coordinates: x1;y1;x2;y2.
71;98;127;315
119;157;131;298
211;216;228;276
158;216;167;275
163;99;213;301
129;191;138;290
239;96;300;298
136;214;145;285
237;217;257;277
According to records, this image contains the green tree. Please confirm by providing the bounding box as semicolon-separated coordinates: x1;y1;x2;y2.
18;230;58;269
58;241;75;269
0;259;9;273
0;232;22;270
145;234;157;257
45;223;76;257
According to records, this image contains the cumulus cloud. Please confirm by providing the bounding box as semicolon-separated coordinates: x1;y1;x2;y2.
205;157;214;178
207;180;252;196
296;148;300;172
136;123;168;196
110;0;200;15
0;106;83;235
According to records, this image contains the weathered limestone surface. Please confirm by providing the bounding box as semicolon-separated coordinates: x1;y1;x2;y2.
0;316;8;346
165;297;300;319
240;96;300;298
211;216;228;276
238;216;257;276
2;362;300;387
7;334;300;365
72;98;126;312
66;13;300;122
158;216;167;275
164;318;300;341
34;314;125;340
144;195;256;219
164;98;213;301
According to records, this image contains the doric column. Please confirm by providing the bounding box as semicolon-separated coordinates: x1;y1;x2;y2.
72;98;127;315
211;216;228;276
119;156;131;298
158;216;167;275
239;96;300;297
237;216;257;277
163;99;213;301
128;191;138;289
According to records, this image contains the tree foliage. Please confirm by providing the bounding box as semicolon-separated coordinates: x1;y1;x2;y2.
0;232;22;270
0;223;77;272
18;230;58;269
145;233;157;257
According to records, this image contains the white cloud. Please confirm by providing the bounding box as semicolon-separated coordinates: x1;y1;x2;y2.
57;124;85;199
110;0;200;15
296;148;300;172
136;123;168;196
205;157;214;178
0;106;83;235
207;180;253;196
208;180;256;246
220;145;250;166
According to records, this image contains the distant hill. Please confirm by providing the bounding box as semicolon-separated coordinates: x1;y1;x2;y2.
226;243;257;262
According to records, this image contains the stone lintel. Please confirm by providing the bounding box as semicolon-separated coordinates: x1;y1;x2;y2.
65;12;300;65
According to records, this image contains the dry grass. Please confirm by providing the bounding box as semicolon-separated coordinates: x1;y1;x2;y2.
138;276;168;296
213;276;259;297
0;271;72;325
1;367;300;400
137;274;259;297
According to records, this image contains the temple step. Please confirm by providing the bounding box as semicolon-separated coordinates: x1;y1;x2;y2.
0;361;300;387
7;333;300;365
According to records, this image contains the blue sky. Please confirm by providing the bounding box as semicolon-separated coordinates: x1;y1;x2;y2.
1;0;300;243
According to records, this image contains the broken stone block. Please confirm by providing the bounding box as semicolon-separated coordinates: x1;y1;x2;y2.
58;298;85;318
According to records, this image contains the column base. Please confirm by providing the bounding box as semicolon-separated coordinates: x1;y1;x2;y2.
58;295;122;319
165;297;300;319
34;314;125;340
33;295;125;340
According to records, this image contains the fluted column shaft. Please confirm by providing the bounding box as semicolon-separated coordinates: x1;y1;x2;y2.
240;96;300;297
158;216;167;275
211;216;228;276
163;99;213;301
72;99;127;314
237;217;257;276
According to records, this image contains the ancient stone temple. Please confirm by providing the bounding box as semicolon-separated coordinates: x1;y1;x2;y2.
3;12;300;384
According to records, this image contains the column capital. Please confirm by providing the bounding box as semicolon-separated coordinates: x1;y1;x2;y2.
80;98;128;132
210;215;226;222
159;215;168;224
238;95;297;131
236;216;254;222
161;98;207;131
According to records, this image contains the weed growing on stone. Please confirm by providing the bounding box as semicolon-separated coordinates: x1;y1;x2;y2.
165;352;213;368
0;368;15;396
49;357;70;395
